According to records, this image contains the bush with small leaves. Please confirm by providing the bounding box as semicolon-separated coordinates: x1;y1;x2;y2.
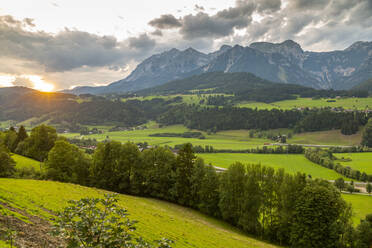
53;194;173;248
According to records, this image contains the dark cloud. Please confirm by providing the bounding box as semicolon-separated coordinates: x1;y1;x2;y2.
178;1;255;39
148;0;282;40
151;29;163;36
213;0;372;51
179;11;251;39
128;33;156;50
291;0;330;10
194;4;205;12
256;0;281;13
148;14;182;29
0;15;35;28
23;18;35;27
0;15;157;72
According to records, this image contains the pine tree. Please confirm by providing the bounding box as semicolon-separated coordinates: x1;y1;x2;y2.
362;118;372;147
173;143;196;206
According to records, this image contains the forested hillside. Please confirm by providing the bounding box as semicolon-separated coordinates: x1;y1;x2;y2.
1;85;371;134
138;72;367;103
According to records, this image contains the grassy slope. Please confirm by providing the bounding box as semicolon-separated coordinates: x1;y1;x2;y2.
238;97;372;110
0;179;277;248
198;153;344;180
334;153;372;174
342;193;372;225
11;154;41;171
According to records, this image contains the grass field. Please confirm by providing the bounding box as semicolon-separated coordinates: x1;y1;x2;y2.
62;124;272;150
61;122;363;151
0;120;16;129
334;153;372;174
342;193;372;225
289;129;363;146
238;97;372;110
121;94;232;106
11;154;41;171
0;179;277;248
197;153;344;180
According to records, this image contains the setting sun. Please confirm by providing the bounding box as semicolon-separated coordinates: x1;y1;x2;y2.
26;75;55;92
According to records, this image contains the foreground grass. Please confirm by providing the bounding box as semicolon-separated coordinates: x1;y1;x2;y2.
334;153;372;174
342;193;372;225
238;97;372;110
198;153;344;180
11;154;41;171
0;179;277;248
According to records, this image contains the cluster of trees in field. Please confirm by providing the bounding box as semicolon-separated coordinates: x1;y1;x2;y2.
329;146;372;153
305;149;372;182
158;105;371;133
362;118;372;147
334;178;372;194
0;144;16;177
293;110;367;134
1;124;372;247
149;131;205;139
185;144;305;154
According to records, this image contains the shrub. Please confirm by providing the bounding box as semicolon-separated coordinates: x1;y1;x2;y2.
53;194;173;248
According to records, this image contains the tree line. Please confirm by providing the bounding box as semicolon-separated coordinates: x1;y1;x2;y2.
158;105;371;134
305;149;372;182
1;125;371;247
184;144;305;154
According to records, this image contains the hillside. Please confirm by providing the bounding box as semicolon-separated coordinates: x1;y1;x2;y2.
352;78;372;92
64;40;372;95
137;72;339;103
0;179;277;248
0;87;168;127
138;71;299;93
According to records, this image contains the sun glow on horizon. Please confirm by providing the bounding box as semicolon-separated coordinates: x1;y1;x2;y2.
0;75;16;87
26;75;55;92
0;74;55;92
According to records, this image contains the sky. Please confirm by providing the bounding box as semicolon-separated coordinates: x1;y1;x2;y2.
0;0;371;91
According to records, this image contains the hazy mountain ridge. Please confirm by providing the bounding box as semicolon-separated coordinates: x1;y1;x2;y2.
65;40;372;95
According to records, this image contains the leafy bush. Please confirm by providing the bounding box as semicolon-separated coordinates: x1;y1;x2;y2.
53;194;173;248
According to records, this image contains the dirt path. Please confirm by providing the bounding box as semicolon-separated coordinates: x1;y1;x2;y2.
0;202;64;247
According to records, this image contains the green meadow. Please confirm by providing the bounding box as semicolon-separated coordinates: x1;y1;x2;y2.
62;124;272;150
238;97;372;110
197;153;344;180
0;179;277;248
11;154;42;171
342;193;372;225
334;153;372;174
289;129;363;146
61;122;363;150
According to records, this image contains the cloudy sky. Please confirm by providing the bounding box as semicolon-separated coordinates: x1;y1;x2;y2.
0;0;371;91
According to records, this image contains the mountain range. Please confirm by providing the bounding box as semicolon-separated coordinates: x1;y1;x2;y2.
65;40;372;95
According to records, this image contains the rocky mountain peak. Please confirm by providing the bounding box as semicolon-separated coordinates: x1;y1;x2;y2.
64;40;372;95
249;40;303;55
345;41;372;51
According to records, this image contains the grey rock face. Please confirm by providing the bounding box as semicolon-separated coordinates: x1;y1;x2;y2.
65;40;372;94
